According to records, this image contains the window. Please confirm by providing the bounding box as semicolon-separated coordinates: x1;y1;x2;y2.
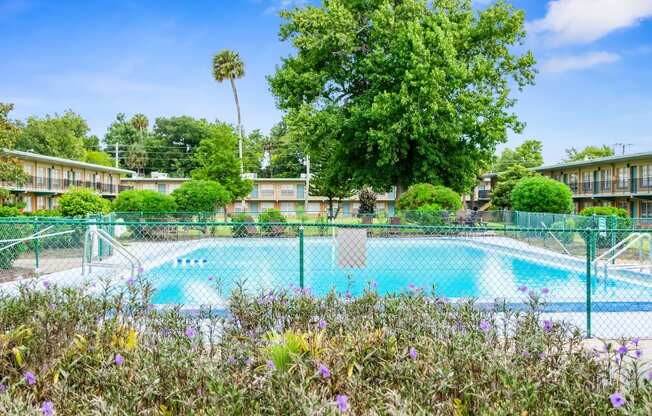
250;184;259;198
280;202;295;215
307;202;321;213
582;172;591;192
568;174;578;192
280;184;296;197
617;200;628;211
37;196;45;210
261;201;275;210
641;165;652;188
617;168;628;189
260;184;274;198
36;168;45;186
24;196;32;212
157;184;166;194
600;168;612;192
641;201;652;218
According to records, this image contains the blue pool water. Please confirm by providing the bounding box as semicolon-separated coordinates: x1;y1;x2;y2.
143;239;652;307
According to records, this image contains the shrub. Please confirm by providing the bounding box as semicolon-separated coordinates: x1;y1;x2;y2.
258;209;287;237
579;206;632;248
403;203;447;225
397;183;462;213
171;180;231;212
580;206;628;218
0;206;20;217
511;176;573;214
230;213;256;237
58;187;110;217
550;218;576;245
112;189;177;213
22;209;61;217
357;187;376;216
491;165;537;209
0;285;650;414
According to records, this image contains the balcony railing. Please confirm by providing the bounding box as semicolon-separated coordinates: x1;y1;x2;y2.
477;190;491;200
0;176;133;195
560;177;652;196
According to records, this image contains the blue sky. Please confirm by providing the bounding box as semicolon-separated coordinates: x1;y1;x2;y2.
1;0;651;164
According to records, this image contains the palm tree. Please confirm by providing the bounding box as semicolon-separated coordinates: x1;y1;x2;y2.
130;113;149;133
212;50;245;174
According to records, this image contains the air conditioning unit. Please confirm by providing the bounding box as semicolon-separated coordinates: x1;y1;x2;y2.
151;172;168;179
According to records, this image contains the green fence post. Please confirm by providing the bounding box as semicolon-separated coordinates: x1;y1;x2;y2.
585;229;594;338
299;225;305;289
34;219;40;271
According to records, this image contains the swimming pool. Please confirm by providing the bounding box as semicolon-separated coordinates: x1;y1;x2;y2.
143;238;652;308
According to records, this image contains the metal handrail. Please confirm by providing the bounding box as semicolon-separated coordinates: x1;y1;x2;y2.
83;226;142;278
592;232;652;277
0;226;78;253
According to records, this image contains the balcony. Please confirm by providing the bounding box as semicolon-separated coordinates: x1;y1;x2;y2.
0;176;132;196
561;177;652;196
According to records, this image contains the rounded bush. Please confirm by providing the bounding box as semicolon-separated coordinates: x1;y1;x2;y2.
113;189;177;213
396;183;462;212
171;180;231;212
511;177;573;214
258;209;286;237
0;206;21;217
579;206;628;218
58;187;110;217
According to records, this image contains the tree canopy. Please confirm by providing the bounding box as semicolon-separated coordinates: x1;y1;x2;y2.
269;0;536;194
171;180;231;212
191;123;252;200
259;121;306;178
85;150;114;167
564;145;614;162
15;110;91;160
493;139;544;173
490;165;538;209
0;103;28;192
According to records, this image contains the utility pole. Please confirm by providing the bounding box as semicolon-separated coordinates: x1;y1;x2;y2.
305;154;310;210
114;143;119;168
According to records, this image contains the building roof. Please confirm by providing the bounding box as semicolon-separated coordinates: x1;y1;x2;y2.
537;151;652;171
123;177;190;182
4;149;135;175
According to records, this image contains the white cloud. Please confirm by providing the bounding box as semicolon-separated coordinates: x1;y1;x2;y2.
530;0;652;45
541;51;621;73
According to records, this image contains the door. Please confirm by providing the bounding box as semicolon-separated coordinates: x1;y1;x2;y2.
593;171;599;194
631;166;638;193
47;168;52;190
630;200;638;217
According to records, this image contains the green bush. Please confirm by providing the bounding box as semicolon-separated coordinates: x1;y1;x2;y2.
511;177;573;214
0;206;21;217
112;189;177;213
550;219;576;245
396;183;462;212
230;213;256;237
58;188;110;217
403;203;447;225
0;285;650;414
258;209;287;237
22;209;62;217
578;206;633;248
579;206;628;218
171;180;231;212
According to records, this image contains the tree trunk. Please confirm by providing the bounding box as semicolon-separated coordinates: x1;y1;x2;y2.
230;77;245;210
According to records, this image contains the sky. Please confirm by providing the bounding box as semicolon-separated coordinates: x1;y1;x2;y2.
1;0;652;164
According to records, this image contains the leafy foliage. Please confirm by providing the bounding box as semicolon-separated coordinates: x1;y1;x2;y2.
58;188;110;217
511;176;573;214
396;183;462;212
112;189;177;213
14;110;91;160
269;0;536;193
580;206;629;218
493;139;544;172
258;209;287;237
565;145;614;162
84;150;114;167
259;121;305;178
491;165;538;209
357;187;376;215
0;206;21;217
1;284;650;414
171;180;231;212
192;123;252;200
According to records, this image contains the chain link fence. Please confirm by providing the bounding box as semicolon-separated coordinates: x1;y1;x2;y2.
1;216;652;338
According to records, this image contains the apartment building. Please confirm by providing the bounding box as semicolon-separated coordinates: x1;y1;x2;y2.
464;173;497;210
1;149;134;212
120;173;189;195
536;152;652;217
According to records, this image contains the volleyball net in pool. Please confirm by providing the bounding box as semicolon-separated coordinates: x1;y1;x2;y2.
1;216;652;338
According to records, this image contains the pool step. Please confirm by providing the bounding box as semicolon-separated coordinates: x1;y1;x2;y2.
173;258;208;268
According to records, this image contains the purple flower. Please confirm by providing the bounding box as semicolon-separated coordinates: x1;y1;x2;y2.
266;360;276;370
617;345;628;356
615;356;621;365
227;356;236;365
137;266;144;274
318;319;327;330
518;285;528;292
542;319;553;333
610;392;625;408
631;337;640;346
0;384;6;394
126;277;135;286
541;287;550;295
114;353;124;366
42;280;50;290
539;352;545;360
185;326;197;339
245;357;253;367
336;394;348;412
479;319;491;333
48;303;56;310
521;350;530;357
345;290;351;300
409;347;417;360
370;280;377;289
208;276;214;281
41;401;55;416
318;363;331;378
647;371;652;381
634;349;643;359
24;371;36;386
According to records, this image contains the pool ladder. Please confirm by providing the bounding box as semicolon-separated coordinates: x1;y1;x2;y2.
592;233;652;279
83;226;142;279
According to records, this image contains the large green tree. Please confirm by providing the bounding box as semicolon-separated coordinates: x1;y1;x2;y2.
269;0;535;194
192;123;252;200
309;144;355;218
171;180;231;212
15;110;91;160
564;145;614;162
493;139;544;173
212;50;246;174
259;121;305;178
490;164;537;209
0;103;28;202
